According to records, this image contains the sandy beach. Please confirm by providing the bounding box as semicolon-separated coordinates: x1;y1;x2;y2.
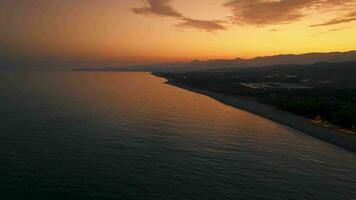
165;81;356;153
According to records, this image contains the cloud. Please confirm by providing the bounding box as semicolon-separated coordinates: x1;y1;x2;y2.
224;0;356;26
224;0;315;25
132;0;226;32
177;18;227;31
312;26;350;36
311;12;356;27
132;0;356;30
132;0;182;18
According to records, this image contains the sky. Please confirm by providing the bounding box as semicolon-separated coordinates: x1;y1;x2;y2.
0;0;356;69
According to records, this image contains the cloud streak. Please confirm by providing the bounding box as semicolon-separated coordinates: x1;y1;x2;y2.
224;0;356;26
224;0;313;25
132;0;226;32
312;26;351;36
311;12;356;27
132;0;356;31
132;0;182;18
177;18;227;31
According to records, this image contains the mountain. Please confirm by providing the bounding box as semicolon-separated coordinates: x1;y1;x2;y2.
74;50;356;72
236;51;356;68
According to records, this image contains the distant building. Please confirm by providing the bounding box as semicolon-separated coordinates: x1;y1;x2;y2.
286;75;297;78
241;82;313;90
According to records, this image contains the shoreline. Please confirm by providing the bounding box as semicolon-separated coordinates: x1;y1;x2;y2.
163;80;356;153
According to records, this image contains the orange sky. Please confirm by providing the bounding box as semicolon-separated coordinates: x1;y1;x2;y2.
0;0;356;68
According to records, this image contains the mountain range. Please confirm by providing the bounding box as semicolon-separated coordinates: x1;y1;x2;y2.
75;50;356;72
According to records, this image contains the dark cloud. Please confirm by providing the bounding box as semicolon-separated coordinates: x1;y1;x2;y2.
133;0;356;31
132;0;182;18
224;0;315;25
177;18;226;31
311;12;356;27
132;0;226;32
224;0;356;26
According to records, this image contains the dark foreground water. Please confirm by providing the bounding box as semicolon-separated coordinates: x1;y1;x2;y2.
0;72;355;200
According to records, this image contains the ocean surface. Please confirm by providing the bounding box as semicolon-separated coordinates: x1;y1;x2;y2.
0;72;355;200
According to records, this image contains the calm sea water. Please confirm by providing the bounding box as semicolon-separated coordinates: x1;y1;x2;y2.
0;72;355;200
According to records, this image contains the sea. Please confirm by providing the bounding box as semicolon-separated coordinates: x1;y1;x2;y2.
0;72;355;200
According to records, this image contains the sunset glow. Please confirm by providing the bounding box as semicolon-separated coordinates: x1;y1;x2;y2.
1;0;356;68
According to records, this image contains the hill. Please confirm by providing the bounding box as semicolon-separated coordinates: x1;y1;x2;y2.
74;50;356;72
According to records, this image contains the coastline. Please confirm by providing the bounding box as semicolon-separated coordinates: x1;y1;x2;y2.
163;80;356;153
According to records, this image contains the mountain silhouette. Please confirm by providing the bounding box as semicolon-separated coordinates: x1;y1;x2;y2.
74;50;356;72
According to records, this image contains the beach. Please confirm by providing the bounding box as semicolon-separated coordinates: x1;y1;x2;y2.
164;80;356;153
